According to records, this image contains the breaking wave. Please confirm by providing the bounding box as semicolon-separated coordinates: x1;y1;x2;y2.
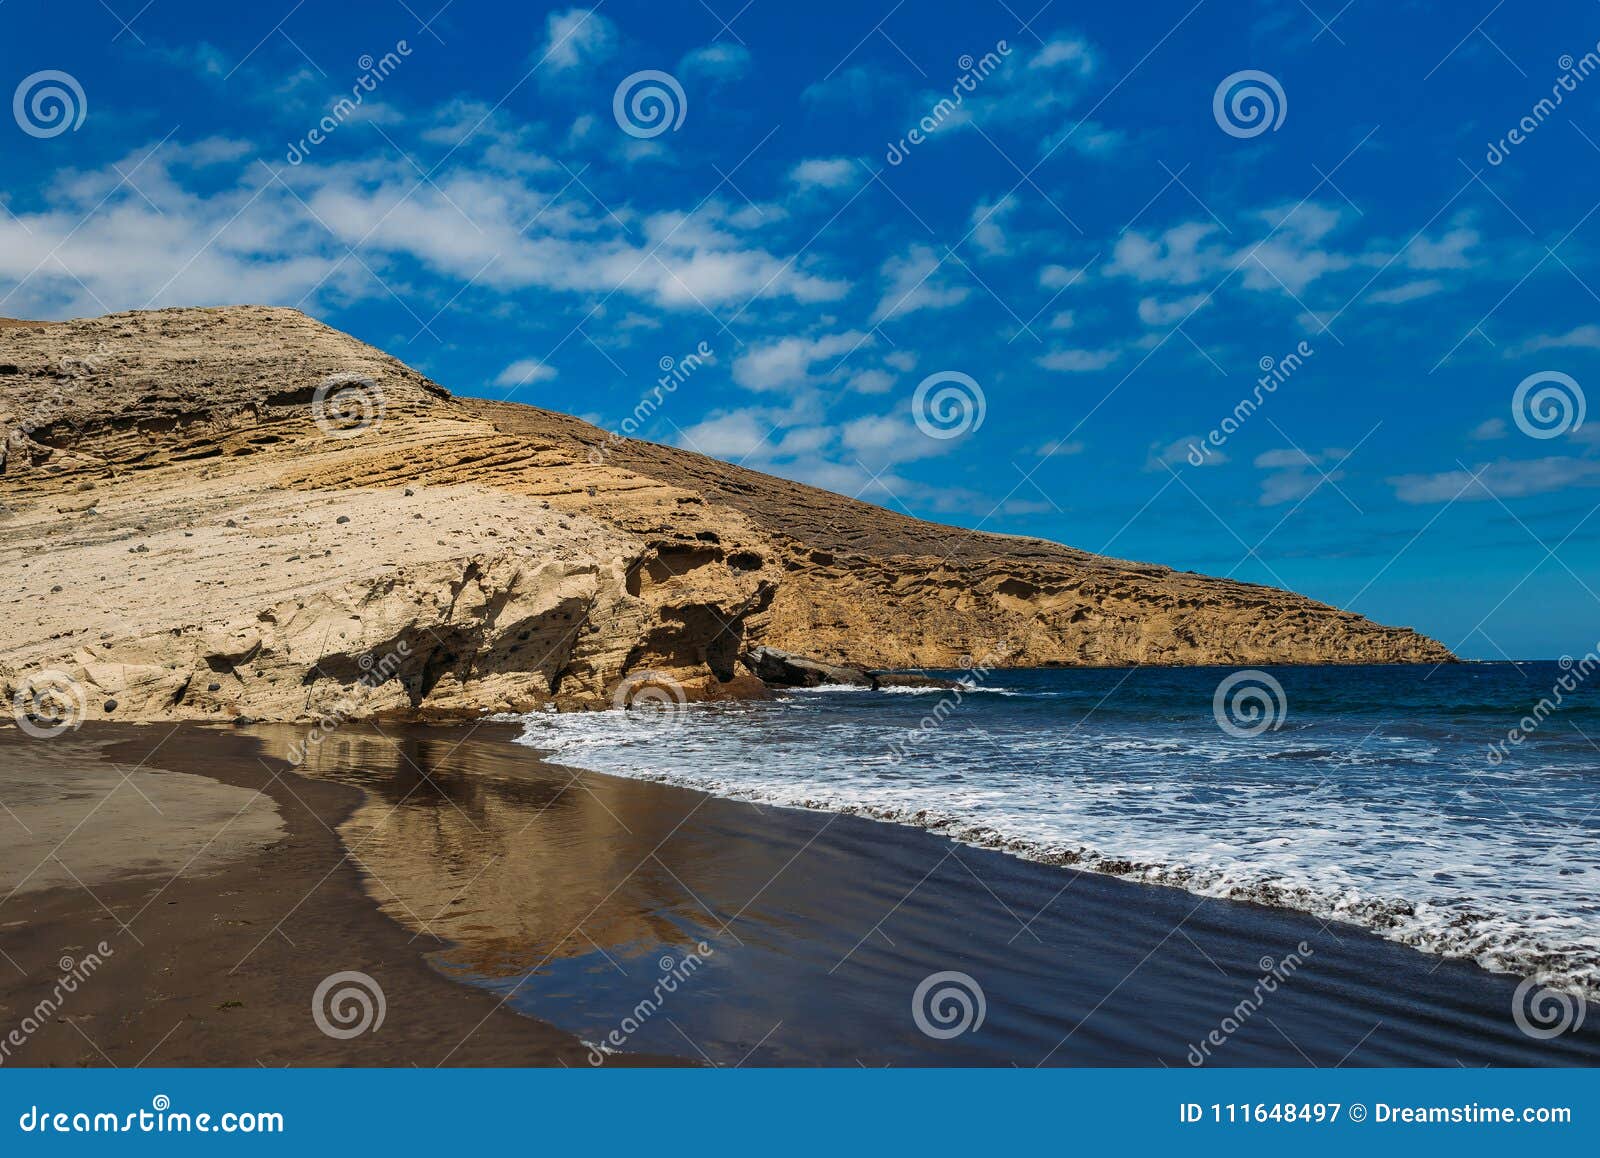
512;664;1600;995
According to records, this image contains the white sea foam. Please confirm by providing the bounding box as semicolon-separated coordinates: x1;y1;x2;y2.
511;686;1600;995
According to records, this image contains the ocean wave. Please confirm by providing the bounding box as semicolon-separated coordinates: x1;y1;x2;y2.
508;686;1600;997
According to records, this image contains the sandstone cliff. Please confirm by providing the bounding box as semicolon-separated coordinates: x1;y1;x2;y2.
0;307;1451;726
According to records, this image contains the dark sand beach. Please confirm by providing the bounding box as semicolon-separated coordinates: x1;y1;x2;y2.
1;721;1595;1067
0;725;658;1066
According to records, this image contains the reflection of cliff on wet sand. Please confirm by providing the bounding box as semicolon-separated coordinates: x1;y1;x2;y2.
245;722;1600;1066
247;722;750;978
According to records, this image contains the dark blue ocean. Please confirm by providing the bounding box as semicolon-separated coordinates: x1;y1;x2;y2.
517;661;1600;995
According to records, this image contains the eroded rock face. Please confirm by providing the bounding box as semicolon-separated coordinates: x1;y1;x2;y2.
742;646;870;688
0;307;1452;725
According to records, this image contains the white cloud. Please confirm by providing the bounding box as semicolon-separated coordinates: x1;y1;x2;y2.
840;412;948;463
1028;36;1096;75
494;358;557;386
1252;447;1345;506
1510;324;1600;354
1108;204;1472;302
872;243;970;323
538;8;616;71
675;409;778;460
1035;438;1084;457
1469;417;1507;440
847;369;895;394
1039;263;1087;290
970;194;1018;257
731;332;869;391
1037;346;1119;372
1137;293;1208;326
925;35;1108;159
1147;436;1223;469
1367;278;1443;305
1390;458;1600;503
1108;222;1220;286
789;157;856;190
0;136;850;319
1403;224;1478;271
680;43;752;81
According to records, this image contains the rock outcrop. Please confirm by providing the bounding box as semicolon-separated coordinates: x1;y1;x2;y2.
0;307;1452;726
742;646;871;688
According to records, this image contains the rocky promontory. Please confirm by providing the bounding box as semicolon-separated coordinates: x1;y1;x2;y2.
0;307;1453;727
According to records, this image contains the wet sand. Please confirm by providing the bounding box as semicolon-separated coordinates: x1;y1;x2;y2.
2;721;1597;1066
0;725;660;1066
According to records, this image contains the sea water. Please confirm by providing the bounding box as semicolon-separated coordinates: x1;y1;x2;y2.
515;662;1600;994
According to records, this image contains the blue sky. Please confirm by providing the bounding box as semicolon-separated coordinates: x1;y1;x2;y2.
3;0;1599;659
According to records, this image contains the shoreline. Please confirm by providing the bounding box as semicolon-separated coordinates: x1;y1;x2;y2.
510;680;1600;1001
534;741;1598;999
0;724;672;1067
1;720;1596;1066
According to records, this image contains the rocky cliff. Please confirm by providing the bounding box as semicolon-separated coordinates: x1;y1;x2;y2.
0;307;1451;726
